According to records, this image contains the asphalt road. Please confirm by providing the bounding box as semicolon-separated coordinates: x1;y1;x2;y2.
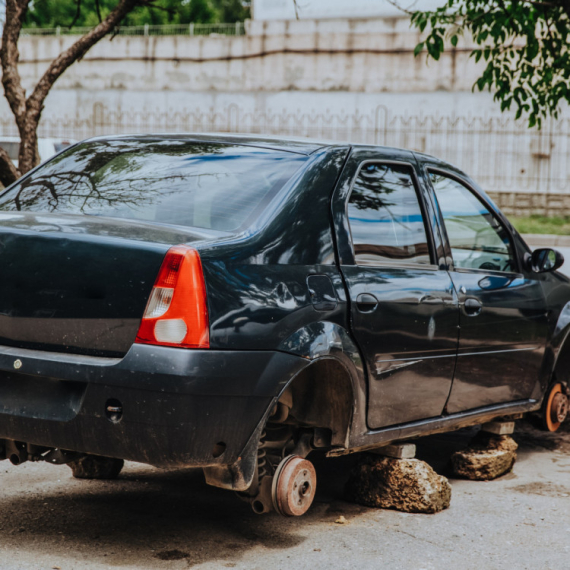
0;420;568;570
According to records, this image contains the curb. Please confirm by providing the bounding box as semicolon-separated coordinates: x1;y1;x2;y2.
522;234;570;247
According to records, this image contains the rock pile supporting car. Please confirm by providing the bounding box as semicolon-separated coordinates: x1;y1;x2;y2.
345;454;452;514
451;433;518;481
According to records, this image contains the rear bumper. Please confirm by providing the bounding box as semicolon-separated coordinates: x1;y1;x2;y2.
0;344;307;468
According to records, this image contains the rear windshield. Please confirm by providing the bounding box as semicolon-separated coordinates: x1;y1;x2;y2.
0;140;308;231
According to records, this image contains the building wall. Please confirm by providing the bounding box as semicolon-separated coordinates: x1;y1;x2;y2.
16;18;481;94
3;17;567;203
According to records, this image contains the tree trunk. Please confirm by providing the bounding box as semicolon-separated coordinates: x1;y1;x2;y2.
16;108;40;175
0;147;20;188
0;0;143;186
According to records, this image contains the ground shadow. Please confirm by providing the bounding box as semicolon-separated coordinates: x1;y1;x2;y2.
0;453;367;568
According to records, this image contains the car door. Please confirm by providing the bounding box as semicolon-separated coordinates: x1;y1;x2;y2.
332;148;459;429
424;165;549;413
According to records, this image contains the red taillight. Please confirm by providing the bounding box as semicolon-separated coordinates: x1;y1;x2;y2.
135;246;209;348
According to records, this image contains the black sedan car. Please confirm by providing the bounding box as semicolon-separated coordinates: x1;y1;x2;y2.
0;134;567;516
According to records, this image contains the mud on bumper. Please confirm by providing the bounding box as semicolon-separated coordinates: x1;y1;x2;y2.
0;344;307;479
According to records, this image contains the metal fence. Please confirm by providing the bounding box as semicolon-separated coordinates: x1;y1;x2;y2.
1;103;567;195
20;22;246;37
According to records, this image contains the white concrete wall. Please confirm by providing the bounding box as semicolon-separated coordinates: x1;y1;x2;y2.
2;17;567;197
16;20;481;95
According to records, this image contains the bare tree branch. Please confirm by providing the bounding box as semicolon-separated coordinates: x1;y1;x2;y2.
95;0;103;23
384;0;415;16
292;0;300;19
29;0;141;109
69;0;83;29
19;0;143;173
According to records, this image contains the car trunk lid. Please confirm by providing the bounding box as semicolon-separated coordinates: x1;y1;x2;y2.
0;212;222;357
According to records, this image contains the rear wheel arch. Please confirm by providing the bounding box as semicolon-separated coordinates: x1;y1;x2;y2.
276;355;358;448
276;321;367;448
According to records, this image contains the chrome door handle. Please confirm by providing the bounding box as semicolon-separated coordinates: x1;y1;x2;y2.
356;293;378;313
419;294;444;305
464;297;482;316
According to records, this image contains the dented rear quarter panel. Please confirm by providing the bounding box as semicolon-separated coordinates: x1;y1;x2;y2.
199;146;352;353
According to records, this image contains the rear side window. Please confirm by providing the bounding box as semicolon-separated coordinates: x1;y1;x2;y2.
347;163;431;265
0;140;307;232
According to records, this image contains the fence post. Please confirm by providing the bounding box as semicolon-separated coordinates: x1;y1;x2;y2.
235;21;240;35
56;26;61;36
93;102;105;137
144;24;149;37
189;23;194;36
374;105;389;146
228;104;239;133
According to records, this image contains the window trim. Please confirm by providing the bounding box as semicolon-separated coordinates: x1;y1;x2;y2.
344;159;438;269
426;167;521;275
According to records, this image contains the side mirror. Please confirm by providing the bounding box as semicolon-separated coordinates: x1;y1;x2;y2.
529;248;564;273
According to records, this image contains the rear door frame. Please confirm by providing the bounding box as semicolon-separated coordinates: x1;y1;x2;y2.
331;146;460;428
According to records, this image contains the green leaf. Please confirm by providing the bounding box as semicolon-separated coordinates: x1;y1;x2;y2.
528;114;537;128
407;0;569;125
414;42;425;57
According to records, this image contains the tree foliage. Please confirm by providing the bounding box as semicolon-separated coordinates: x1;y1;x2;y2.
410;0;570;128
22;0;250;28
213;0;250;22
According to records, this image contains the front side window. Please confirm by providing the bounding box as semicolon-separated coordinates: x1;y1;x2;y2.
347;163;431;265
429;172;515;272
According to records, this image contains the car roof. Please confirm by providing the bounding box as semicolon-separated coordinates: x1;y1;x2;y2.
83;133;348;156
81;133;465;174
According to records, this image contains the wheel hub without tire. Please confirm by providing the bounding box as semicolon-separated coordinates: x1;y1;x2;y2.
545;383;569;432
550;392;568;424
272;455;317;517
